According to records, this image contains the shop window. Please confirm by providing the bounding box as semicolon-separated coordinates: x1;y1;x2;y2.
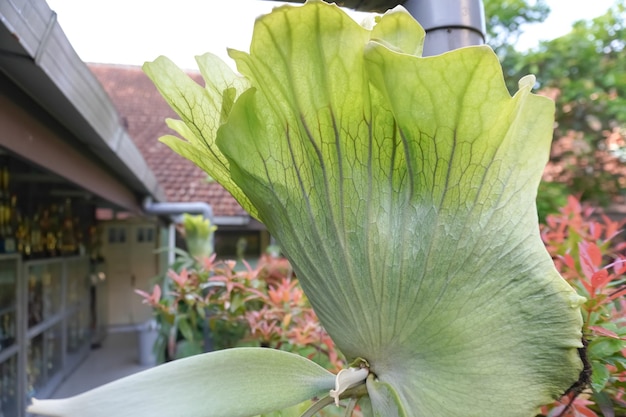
145;228;154;243
107;227;127;244
107;228;116;244
214;231;261;258
118;228;126;243
136;227;155;243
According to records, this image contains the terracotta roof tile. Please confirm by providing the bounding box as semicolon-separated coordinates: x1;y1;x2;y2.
88;63;246;217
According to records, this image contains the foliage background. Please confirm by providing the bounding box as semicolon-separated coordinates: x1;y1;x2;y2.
485;0;626;214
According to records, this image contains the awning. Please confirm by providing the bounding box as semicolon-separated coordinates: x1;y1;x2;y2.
0;0;165;212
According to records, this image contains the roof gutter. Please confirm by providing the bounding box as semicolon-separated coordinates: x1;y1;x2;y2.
0;1;165;207
213;216;250;226
142;197;214;222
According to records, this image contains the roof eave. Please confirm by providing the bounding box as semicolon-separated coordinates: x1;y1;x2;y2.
0;1;165;206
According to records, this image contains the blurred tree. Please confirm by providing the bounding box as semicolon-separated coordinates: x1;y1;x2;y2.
483;0;550;55
487;1;626;208
515;2;625;205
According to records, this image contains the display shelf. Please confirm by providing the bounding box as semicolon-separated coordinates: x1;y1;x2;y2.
0;305;15;317
0;256;18;353
0;307;16;352
0;255;19;417
0;352;18;417
26;261;63;329
0;253;94;416
23;256;90;402
66;306;89;354
26;322;63;398
66;257;89;310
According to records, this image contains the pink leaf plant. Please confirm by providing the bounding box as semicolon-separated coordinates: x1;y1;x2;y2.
540;195;626;416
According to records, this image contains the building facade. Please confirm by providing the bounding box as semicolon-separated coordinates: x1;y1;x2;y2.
0;1;268;415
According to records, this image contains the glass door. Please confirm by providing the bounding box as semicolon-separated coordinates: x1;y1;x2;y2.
0;255;19;417
25;260;63;400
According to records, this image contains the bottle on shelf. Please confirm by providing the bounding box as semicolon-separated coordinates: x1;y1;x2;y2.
60;199;77;255
48;204;61;257
18;214;31;259
30;211;44;259
0;208;5;255
0;313;14;349
3;195;19;255
0;166;8;254
40;208;52;257
74;215;84;255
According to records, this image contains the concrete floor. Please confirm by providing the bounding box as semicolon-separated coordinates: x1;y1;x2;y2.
51;330;154;399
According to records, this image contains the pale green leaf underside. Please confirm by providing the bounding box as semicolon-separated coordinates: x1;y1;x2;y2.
144;1;583;416
143;53;258;218
366;375;405;417
28;348;335;417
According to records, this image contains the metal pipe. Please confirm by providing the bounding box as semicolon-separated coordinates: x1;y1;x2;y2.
142;197;214;221
167;222;176;265
403;0;486;56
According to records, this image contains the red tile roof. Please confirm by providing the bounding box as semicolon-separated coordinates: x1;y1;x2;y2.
88;63;246;217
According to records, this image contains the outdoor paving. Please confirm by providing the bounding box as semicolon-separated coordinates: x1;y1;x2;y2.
52;330;154;399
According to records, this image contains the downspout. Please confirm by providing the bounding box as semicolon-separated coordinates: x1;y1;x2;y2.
167;223;176;265
142;197;215;265
403;0;486;56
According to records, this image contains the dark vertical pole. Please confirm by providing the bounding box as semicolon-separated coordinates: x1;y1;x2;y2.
403;0;486;56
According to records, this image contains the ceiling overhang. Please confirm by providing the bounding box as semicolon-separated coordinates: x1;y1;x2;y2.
0;0;165;211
